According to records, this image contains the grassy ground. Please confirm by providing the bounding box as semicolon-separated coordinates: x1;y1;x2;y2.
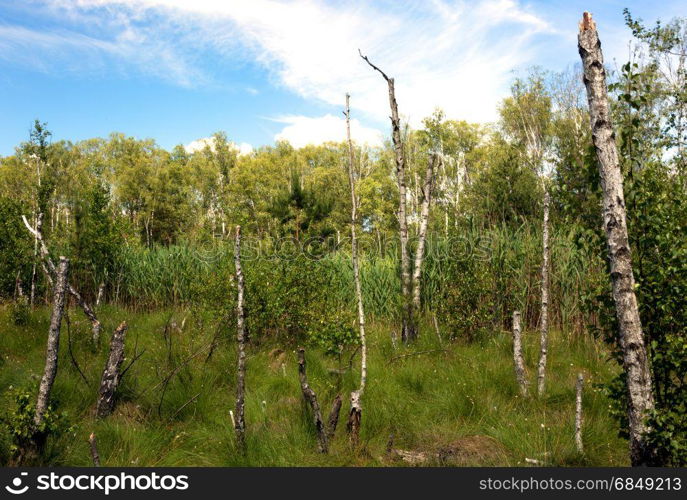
0;304;628;466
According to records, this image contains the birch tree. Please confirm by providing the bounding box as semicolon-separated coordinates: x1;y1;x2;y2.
512;311;528;397
344;93;367;446
233;225;247;453
34;257;68;429
575;373;584;454
537;189;550;396
500;74;552;393
578;11;655;466
411;153;438;309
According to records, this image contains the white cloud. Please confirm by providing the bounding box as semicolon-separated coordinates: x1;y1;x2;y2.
17;1;675;130
185;137;253;155
27;0;557;124
273;114;383;148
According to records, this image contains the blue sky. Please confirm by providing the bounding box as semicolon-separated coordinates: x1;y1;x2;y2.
0;0;685;156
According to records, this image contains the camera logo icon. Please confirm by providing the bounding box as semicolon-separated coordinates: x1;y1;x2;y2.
5;472;29;495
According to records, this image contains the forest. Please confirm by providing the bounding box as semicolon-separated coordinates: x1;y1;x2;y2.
0;11;685;467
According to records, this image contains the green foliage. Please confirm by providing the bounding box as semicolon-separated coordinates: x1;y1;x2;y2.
308;310;359;357
462;138;542;225
1;389;73;462
10;298;30;326
269;171;335;240
0;197;31;299
71;182;122;299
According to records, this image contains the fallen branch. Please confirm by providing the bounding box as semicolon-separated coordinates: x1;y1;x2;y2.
168;392;201;422
65;311;91;387
120;349;146;381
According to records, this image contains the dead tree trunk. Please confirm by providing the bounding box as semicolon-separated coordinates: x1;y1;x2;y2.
297;348;328;453
327;394;342;440
34;256;69;428
344;93;368;447
89;432;101;466
512;311;528;397
578;12;655;466
234;225;247;453
30;213;42;307
96;322;128;418
96;282;105;307
15;271;25;299
21;215;102;345
575;373;584;454
411;153;438;309
537;188;550;396
359;51;413;343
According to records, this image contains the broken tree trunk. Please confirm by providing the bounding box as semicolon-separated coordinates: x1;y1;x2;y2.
411;153;438;309
96;282;105;307
344;93;368;447
359;51;413;343
34;256;69;429
578;12;655;466
327;394;342;441
575;373;584;454
234;225;247;453
537;188;550;396
30;212;42;308
512;311;528;397
89;432;101;466
96;321;128;418
15;270;25;299
21;215;102;345
297;348;328;453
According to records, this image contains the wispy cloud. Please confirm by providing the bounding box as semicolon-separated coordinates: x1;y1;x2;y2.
5;0;561;125
0;17;202;85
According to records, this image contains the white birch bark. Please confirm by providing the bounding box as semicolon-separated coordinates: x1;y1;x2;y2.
575;373;584;454
96;322;128;418
344;94;367;446
512;311;528;397
411;153;438;309
234;225;247;452
537;189;550;396
34;256;68;428
578;12;654;466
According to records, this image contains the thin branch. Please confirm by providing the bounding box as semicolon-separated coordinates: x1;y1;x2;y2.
358;49;391;82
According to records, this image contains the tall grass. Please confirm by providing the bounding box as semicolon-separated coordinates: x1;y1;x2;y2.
0;305;627;466
109;221;602;333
